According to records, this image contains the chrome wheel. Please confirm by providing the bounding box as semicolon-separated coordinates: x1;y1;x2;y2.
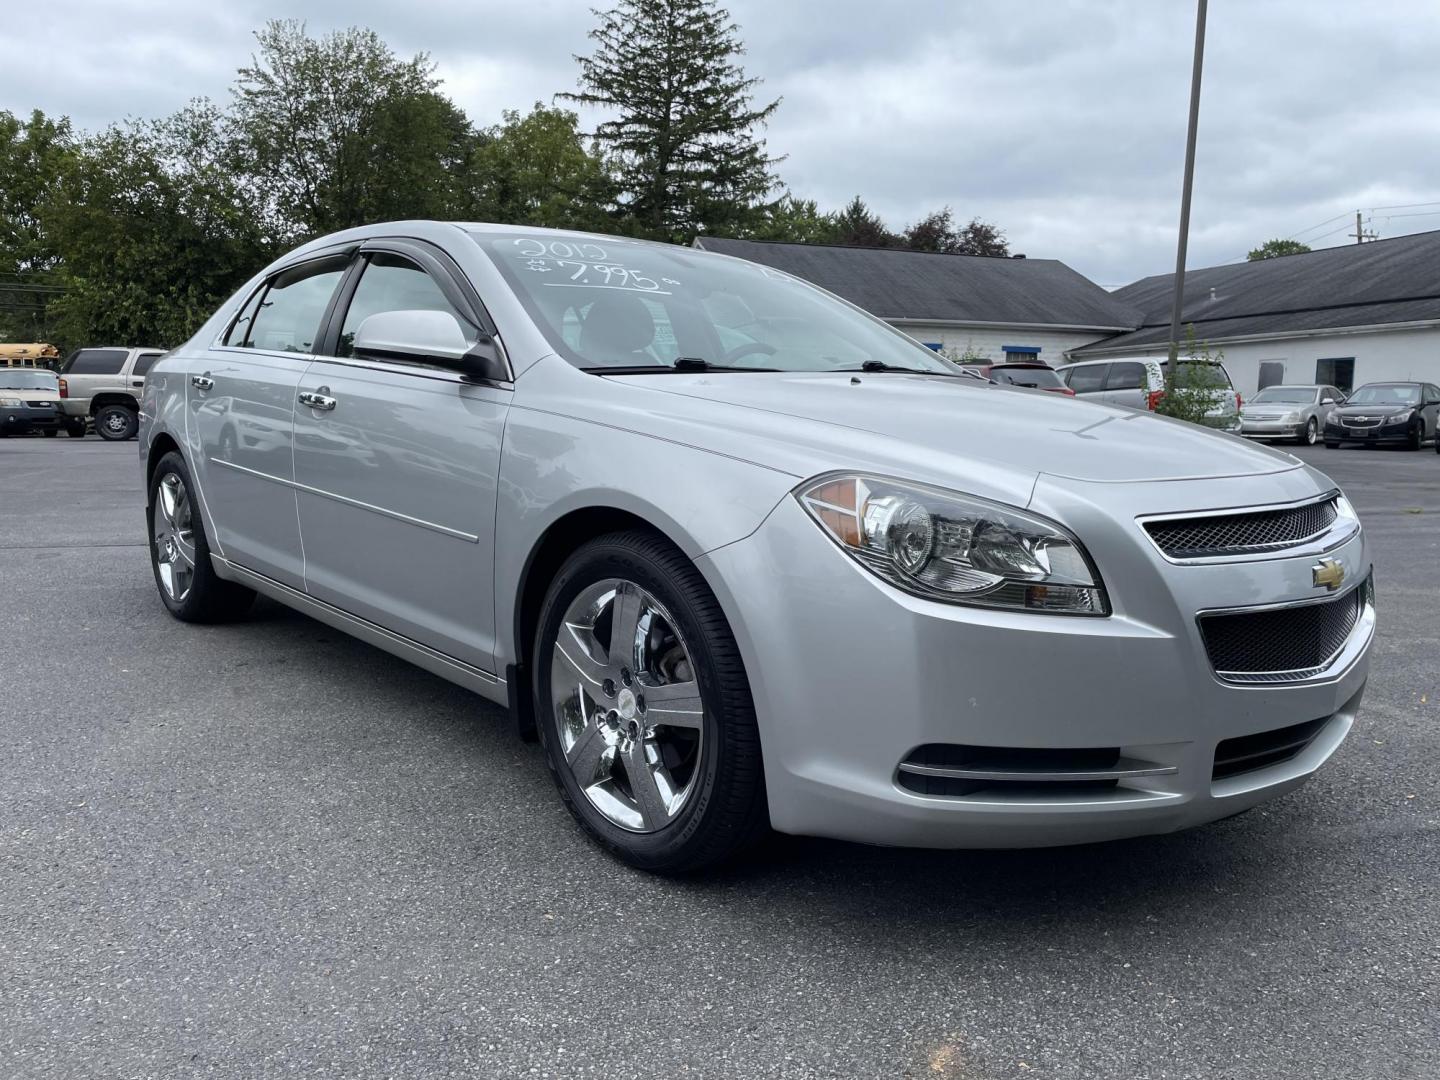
549;579;704;833
152;472;196;603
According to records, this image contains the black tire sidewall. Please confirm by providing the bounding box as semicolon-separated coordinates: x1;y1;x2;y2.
146;450;238;621
96;406;138;441
533;535;754;870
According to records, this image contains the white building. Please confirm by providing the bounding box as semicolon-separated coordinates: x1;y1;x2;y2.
1066;230;1440;395
694;237;1138;366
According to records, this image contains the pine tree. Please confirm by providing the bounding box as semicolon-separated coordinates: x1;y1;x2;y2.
560;0;781;243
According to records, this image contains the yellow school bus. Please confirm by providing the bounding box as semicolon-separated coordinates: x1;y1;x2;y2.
0;343;61;368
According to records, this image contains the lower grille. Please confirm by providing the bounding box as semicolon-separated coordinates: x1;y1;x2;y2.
1199;583;1366;683
1213;717;1329;780
897;743;1174;798
26;401;55;409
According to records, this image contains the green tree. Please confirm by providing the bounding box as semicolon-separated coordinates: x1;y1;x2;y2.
833;196;899;247
231;20;475;241
0;110;77;343
1154;328;1230;428
560;0;781;243
745;194;840;244
468;105;616;231
1247;237;1311;261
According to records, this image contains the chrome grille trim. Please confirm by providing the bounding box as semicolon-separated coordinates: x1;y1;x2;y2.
1138;491;1347;563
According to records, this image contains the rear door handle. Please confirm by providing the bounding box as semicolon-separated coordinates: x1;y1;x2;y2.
298;390;336;411
191;374;214;391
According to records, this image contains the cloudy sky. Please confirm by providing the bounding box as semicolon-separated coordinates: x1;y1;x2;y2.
6;0;1440;285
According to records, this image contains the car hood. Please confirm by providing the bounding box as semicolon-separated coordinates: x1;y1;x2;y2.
1331;403;1414;416
610;370;1299;485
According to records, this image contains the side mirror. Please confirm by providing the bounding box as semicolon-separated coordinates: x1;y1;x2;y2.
352;309;509;382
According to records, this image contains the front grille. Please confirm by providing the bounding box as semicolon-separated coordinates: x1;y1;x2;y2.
25;401;55;409
1144;496;1338;559
1341;415;1382;427
1199;585;1364;682
896;743;1173;798
1213;717;1329;780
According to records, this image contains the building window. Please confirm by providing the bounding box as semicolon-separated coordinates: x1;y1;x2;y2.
1002;345;1041;360
1258;361;1286;390
923;342;943;351
1315;357;1355;393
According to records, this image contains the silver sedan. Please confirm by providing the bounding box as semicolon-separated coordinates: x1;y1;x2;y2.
1240;384;1346;444
139;223;1373;872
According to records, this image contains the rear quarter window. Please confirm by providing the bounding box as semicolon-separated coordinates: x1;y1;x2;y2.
63;348;129;375
1063;364;1108;394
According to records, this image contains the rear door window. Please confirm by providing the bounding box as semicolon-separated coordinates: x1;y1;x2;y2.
131;351;165;376
63;348;128;375
1064;364;1108;394
1104;362;1146;390
237;257;349;354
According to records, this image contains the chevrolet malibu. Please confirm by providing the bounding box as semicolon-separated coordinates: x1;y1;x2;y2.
139;222;1374;872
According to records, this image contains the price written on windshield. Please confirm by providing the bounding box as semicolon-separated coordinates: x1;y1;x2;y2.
510;238;678;294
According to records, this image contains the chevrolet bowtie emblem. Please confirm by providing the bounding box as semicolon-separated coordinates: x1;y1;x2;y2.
1312;558;1345;591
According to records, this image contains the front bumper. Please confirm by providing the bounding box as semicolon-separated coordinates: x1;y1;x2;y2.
1325;422;1410;443
700;474;1370;849
1241;420;1301;439
1;406;38;434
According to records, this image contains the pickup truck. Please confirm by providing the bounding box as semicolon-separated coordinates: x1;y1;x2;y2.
57;347;165;440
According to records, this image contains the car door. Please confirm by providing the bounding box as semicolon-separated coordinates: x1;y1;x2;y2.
1101;360;1148;409
188;252;350;590
291;241;510;672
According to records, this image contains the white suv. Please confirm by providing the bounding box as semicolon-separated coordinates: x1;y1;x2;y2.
58;347;165;440
1060;356;1242;430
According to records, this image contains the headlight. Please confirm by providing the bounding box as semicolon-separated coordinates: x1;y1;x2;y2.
1385;409;1413;425
0;397;22;407
1282;411;1300;423
796;474;1108;615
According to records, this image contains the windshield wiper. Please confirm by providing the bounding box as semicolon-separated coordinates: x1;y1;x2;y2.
584;357;778;375
835;360;953;376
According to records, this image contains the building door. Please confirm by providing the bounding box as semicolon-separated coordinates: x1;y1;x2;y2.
1315;357;1355;393
1258;361;1286;390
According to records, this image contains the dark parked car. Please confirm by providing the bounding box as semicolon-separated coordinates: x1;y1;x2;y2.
1322;381;1440;449
984;362;1076;396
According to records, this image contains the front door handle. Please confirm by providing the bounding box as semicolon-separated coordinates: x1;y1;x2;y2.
191;374;214;391
298;389;337;411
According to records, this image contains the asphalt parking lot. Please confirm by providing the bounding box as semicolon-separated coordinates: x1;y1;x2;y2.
1;437;1435;1080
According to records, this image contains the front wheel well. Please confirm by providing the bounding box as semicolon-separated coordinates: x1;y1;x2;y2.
510;507;675;739
90;393;139;416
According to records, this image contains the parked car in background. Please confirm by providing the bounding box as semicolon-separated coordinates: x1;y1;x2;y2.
985;362;1075;396
1060;356;1242;431
58;347;166;440
1323;381;1440;450
1240;384;1345;445
0;368;71;437
138;223;1373;873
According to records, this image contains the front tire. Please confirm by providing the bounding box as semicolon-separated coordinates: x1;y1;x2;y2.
96;405;138;441
1408;422;1424;451
534;531;767;873
1298;418;1318;445
66;420;86;438
147;450;256;623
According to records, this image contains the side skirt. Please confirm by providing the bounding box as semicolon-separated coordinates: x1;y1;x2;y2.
214;555;509;706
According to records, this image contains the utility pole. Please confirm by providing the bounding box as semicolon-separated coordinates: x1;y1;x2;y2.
1349;211;1376;244
1166;0;1208;366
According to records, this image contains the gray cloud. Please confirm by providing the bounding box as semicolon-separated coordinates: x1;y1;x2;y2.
6;0;1439;285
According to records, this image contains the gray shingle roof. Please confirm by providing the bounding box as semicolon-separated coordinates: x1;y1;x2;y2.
1074;228;1440;355
694;237;1142;329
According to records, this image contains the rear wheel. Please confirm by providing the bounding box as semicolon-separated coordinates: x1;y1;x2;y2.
65;420;86;438
96;404;138;441
147;451;255;623
534;531;767;873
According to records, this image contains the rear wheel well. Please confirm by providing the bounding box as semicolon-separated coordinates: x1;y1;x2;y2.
145;432;182;499
510;507;673;739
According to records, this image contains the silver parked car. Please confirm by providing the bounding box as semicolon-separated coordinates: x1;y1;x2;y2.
139;223;1374;872
1061;355;1242;431
1240;384;1346;445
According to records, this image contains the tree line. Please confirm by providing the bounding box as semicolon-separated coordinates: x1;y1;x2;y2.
0;0;1008;351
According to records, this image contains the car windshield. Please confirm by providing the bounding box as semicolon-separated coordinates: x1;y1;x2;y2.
990;366;1064;389
1346;383;1420;405
475;232;959;375
1251;387;1317;404
0;371;57;390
